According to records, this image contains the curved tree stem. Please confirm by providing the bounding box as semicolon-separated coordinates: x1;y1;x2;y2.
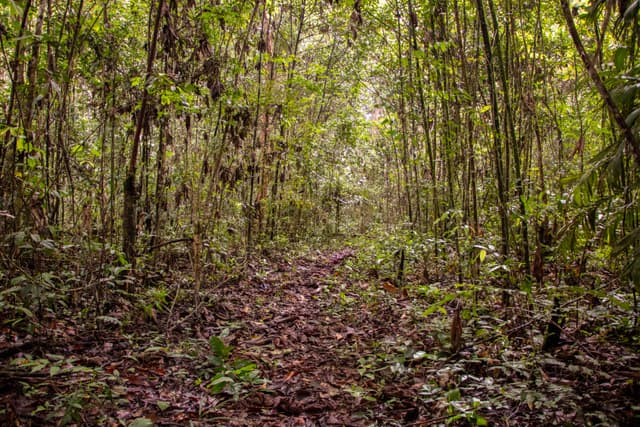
560;0;640;168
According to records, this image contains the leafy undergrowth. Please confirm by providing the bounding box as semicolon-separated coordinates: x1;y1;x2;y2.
1;248;639;426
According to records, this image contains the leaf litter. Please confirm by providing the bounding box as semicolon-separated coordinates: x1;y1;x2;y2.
0;248;638;426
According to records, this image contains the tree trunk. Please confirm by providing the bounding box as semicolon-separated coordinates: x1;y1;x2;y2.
0;0;32;234
475;0;509;258
123;0;164;265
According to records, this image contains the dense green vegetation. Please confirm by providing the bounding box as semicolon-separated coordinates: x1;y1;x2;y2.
1;0;639;425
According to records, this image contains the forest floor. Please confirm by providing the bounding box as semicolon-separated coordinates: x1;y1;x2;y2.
1;248;639;426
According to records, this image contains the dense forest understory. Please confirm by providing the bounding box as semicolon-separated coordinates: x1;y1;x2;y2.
1;0;640;425
1;247;638;426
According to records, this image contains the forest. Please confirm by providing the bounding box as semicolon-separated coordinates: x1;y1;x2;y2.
0;0;639;425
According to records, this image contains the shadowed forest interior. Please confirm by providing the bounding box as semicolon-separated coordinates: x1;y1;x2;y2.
0;0;639;425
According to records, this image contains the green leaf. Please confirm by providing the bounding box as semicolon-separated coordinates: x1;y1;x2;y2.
209;336;232;360
233;362;258;379
446;388;461;401
30;360;48;373
208;375;234;394
156;401;170;411
612;226;640;257
211;375;234;385
475;415;489;426
0;286;21;297
128;418;153;427
70;144;83;156
614;46;629;71
520;278;532;295
130;76;143;88
478;249;487;263
9;305;34;318
422;293;456;317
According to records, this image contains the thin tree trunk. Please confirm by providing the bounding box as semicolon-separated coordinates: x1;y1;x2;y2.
0;0;32;233
123;0;164;265
394;0;413;225
488;0;530;272
247;0;268;255
475;0;509;257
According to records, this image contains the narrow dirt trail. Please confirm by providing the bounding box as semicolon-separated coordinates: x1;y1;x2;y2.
207;248;424;426
3;249;638;426
1;249;436;426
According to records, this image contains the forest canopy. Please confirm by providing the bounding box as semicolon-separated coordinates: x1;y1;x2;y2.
0;0;638;276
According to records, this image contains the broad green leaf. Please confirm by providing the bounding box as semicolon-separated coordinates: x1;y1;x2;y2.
128;418;153;427
422;293;456;317
208;375;234;394
30;360;48;373
446;388;461;401
9;305;34;318
209;336;232;359
210;375;234;385
614;46;629;71
475;415;489;426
